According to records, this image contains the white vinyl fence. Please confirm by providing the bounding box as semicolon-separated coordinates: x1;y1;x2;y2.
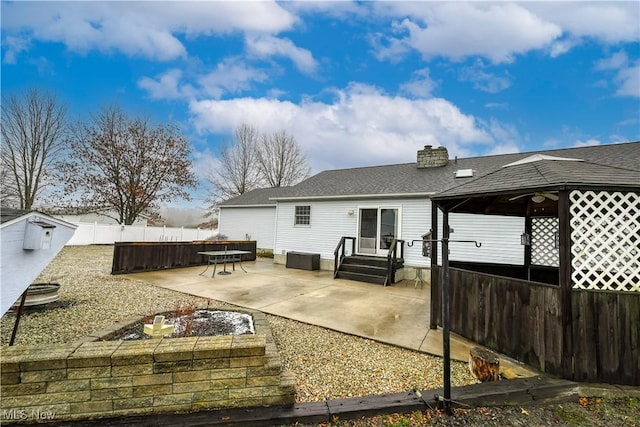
66;222;218;245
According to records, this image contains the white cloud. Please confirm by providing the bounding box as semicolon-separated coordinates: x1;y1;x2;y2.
188;84;496;172
198;58;270;99
573;139;602;147
1;1;297;61
245;35;318;74
530;2;640;45
138;69;193;100
399;68;437;98
459;60;512;93
614;61;640;98
596;52;640;99
370;2;638;63
138;59;270;101
372;2;561;63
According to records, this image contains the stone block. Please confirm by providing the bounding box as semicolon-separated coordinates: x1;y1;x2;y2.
67;366;111;380
91;376;132;389
47;379;91;393
153;360;193;373
1;372;20;385
91;387;132;400
246;375;280;387
173;370;210;383
153;392;193;407
154;339;197;362
230;355;265;368
21;368;67;383
131;373;172;387
210;367;247;380
112;396;153;411
192;357;229;370
193;336;232;359
2;391;90;407
111;343;156;366
112;363;153;377
173;380;210;394
67;342;120;368
1;382;46;396
230;335;266;357
210;377;246;389
228;386;263;400
133;384;172;398
191;388;228;404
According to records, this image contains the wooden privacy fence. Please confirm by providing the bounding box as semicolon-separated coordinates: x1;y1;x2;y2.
432;266;640;386
111;241;256;274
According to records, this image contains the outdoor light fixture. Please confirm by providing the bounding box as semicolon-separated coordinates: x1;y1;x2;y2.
531;194;546;203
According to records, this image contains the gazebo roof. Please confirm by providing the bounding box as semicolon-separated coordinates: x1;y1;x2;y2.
432;156;640;216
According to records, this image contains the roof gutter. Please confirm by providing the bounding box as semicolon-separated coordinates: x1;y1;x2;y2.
271;192;437;202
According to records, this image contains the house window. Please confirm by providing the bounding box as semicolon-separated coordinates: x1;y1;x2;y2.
295;205;311;226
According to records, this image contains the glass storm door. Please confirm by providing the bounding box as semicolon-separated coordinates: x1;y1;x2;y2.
358;208;399;255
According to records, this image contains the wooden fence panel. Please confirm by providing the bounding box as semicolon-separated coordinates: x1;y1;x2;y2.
572;291;640;385
111;241;257;274
437;267;563;377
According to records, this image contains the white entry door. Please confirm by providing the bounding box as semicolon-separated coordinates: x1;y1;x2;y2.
357;207;399;256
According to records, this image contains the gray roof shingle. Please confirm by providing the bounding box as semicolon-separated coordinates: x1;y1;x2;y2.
220;142;640;205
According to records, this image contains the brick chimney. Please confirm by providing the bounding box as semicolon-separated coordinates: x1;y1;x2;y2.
417;145;449;168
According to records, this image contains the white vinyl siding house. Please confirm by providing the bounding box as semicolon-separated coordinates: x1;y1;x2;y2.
219;143;638;277
273;197;435;268
218;206;276;250
217;187;292;252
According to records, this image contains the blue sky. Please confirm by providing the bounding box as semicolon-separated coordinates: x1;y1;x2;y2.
2;1;639;210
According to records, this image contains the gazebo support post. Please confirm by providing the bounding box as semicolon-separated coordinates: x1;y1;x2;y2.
441;209;453;415
558;190;574;378
430;202;439;329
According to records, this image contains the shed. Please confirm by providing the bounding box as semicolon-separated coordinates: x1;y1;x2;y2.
0;209;77;316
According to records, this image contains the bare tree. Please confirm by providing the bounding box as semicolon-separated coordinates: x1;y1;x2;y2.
1;89;67;209
207;123;262;201
59;106;197;225
257;130;310;187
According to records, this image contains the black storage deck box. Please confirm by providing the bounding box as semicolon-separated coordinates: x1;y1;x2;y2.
286;251;320;271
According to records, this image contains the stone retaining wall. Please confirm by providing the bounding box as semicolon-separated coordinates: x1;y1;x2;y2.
0;311;294;424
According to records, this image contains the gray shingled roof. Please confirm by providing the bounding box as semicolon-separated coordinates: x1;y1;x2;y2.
434;159;640;200
217;187;293;207
277;142;639;200
220;142;640;205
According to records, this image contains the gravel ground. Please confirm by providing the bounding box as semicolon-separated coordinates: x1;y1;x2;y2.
2;245;637;426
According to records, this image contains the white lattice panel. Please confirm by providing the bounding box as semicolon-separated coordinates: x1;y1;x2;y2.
532;217;559;267
570;190;640;292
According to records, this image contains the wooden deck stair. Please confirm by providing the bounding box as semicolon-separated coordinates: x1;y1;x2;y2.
335;255;403;285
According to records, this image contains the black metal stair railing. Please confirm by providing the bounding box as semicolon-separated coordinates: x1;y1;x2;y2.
385;239;405;286
333;236;356;278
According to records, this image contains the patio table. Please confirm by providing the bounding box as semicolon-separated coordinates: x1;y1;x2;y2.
198;250;252;278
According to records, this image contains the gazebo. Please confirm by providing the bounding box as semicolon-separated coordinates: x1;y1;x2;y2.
429;153;640;386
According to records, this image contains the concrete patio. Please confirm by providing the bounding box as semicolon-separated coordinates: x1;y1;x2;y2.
127;258;538;378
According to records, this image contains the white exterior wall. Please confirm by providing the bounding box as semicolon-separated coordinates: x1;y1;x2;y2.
273;198;526;269
218;206;276;250
274;198;433;267
445;212;525;265
1;215;77;316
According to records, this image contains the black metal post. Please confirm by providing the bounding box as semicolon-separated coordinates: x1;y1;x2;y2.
9;290;29;346
441;212;453;415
